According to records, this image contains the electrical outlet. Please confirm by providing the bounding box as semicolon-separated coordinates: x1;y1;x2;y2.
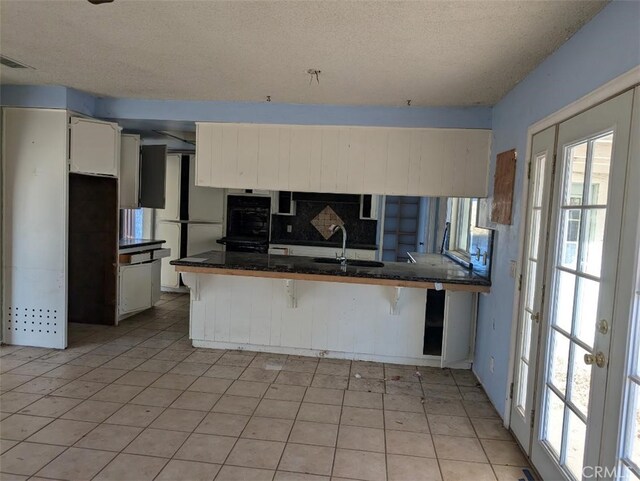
287;225;292;233
489;357;495;373
509;260;518;278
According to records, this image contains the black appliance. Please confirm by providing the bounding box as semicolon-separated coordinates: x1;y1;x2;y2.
217;195;271;253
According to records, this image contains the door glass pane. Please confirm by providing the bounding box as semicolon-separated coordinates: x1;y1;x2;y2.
544;387;565;457
566;409;587;479
574;277;599;347
550;329;570;395
569;343;592;416
564;142;587;206
530;209;541;259
526;260;537;311
554;271;576;333
620;266;640;478
533;153;546;207
522;314;532;361
627;381;640;468
620;464;640;481
516;361;529;413
587;133;613;205
560;209;581;270
580;208;607;277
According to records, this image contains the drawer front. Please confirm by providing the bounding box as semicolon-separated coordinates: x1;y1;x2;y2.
153;248;171;260
119;252;152;265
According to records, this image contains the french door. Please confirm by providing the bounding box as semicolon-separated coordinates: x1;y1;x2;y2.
510;125;556;452
518;89;635;481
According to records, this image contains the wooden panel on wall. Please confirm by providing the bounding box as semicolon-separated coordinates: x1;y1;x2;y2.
491;148;517;225
68;173;118;325
195;122;492;197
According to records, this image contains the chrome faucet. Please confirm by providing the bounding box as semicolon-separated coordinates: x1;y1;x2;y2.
329;224;347;265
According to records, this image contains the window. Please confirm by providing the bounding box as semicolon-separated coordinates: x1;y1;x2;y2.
448;197;478;258
120;208;145;239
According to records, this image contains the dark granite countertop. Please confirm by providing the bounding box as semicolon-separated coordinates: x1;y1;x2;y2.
171;251;490;289
270;239;378;250
119;238;166;250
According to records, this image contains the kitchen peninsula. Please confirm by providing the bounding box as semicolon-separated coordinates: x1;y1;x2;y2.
172;251;490;368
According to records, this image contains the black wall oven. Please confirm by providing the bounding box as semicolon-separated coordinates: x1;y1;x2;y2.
217;195;271;253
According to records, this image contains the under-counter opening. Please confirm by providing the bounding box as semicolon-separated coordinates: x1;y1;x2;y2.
423;289;445;356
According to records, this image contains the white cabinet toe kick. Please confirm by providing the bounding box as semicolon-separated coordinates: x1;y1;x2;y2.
180;271;480;369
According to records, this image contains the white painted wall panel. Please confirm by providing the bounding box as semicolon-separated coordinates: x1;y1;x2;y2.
308;128;323;192
237;126;259;187
346;128;366;194
277;128;291;190
320;129;339;193
257;126;280;190
195;123;213;187
220;124;240;188
195;122;491;197
186;274;437;363
289;127;312;191
362;129;388;194
2;108;68;348
386;129;411;195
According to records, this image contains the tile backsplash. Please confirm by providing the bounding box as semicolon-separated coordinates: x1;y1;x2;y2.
271;198;377;247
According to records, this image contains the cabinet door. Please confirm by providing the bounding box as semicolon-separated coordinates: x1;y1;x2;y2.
69;117;120;176
156;154;181;221
359;194;379;220
119;263;152;315
139;145;167;209
441;291;475;368
187;223;224;256
150;259;162;306
119;134;140;209
156;222;181;289
188;156;224;222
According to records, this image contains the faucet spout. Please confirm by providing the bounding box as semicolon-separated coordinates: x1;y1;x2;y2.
329;224;347;265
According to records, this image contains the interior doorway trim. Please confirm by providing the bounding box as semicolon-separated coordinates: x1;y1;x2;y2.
504;65;640;428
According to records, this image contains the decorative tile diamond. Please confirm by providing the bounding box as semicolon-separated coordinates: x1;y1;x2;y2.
310;206;344;240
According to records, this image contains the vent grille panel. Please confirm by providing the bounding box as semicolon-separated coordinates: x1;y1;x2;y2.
0;56;32;69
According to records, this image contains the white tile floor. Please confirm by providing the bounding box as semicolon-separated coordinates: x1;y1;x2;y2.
0;293;535;481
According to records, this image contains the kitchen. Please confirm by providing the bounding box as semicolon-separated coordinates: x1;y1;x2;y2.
1;1;639;481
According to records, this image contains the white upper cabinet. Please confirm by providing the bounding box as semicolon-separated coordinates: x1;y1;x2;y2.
155;153;181;221
69;117;121;176
119;133;140;209
195;123;491;197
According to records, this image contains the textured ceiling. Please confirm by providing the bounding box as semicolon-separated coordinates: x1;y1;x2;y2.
0;0;608;106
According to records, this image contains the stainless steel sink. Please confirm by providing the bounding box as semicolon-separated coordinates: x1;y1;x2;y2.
312;257;384;268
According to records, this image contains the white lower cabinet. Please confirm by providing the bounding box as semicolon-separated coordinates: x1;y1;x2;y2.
119;260;162;316
151;259;162;306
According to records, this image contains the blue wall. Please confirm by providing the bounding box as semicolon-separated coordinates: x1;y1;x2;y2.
0;85;95;116
0;86;492;130
475;0;640;416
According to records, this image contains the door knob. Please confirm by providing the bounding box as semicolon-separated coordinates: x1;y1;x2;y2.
584;351;606;368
